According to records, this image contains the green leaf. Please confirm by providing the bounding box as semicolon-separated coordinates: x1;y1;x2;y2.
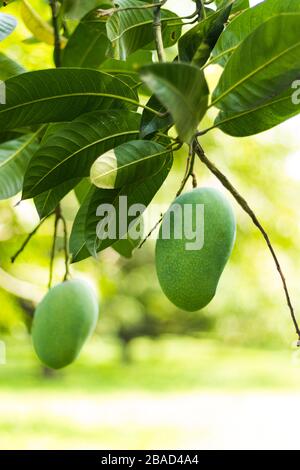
112;222;143;258
212;0;300;66
0;12;16;41
62;0;112;20
61;11;111;68
23;110;140;199
101;49;152;83
140;94;172;139
215;0;249;14
140;63;209;143
214;87;300;137
0;68;139;131
0;130;41;200
178;4;232;67
34;179;81;219
106;0;182;58
70;155;172;262
90;140;171;189
0;52;25;81
74;178;91;204
21;0;67;47
212;13;300;134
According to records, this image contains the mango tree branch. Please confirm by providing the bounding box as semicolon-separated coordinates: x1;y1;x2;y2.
153;0;167;62
195;0;206;20
49;0;61;68
176;146;197;197
49;0;70;284
48;206;60;289
194;138;300;340
61;214;70;282
11;212;54;264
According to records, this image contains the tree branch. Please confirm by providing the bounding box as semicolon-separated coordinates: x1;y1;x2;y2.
194;138;300;340
48;207;60;289
11;213;53;264
48;0;70;284
49;0;61;68
60;213;70;282
176;146;197;197
153;0;167;62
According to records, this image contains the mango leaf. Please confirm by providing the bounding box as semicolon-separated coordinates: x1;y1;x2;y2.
74;178;91;204
70;155;172;262
140;94;172;139
178;4;232;67
101;49;152;84
212;13;300;130
214;87;300;137
69;184;94;262
112;220;143;258
0;12;16;41
106;0;182;58
34;179;81;219
90;140;171;189
62;0;112;20
215;0;249;14
140;63;209;143
62;11;111;68
0;130;28;144
21;0;67;47
0;52;25;81
0;69;139;131
212;0;300;66
22;110;140;199
0;130;41;200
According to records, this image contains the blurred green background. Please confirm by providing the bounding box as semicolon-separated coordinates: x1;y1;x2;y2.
1;0;300;450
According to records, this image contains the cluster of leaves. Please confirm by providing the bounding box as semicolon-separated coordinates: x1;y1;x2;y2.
0;0;299;265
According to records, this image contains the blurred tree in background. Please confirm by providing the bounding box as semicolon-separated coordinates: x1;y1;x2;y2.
0;0;299;360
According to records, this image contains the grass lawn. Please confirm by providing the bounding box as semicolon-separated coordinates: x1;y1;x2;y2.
1;335;300;449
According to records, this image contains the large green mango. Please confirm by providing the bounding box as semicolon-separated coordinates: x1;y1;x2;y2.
32;279;99;369
155;187;236;311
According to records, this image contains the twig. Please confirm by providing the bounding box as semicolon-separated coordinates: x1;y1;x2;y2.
48;207;60;289
139;214;164;249
60;214;70;282
49;0;61;68
153;0;167;62
176;146;197;197
49;0;70;284
194;138;300;340
97;2;164;16
11;213;53;264
195;0;206;20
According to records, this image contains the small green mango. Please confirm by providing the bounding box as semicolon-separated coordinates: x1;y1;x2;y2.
155;187;236;311
32;279;99;369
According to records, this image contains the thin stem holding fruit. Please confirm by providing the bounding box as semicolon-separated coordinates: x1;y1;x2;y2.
11;213;53;264
139;214;164;249
60;214;70;282
48;208;60;290
194;138;300;340
49;0;70;283
176;146;198;197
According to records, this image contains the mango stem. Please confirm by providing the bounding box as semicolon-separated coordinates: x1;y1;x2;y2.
194;138;300;341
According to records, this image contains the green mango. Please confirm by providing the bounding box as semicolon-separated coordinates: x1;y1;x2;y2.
32;279;99;369
155;187;236;311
